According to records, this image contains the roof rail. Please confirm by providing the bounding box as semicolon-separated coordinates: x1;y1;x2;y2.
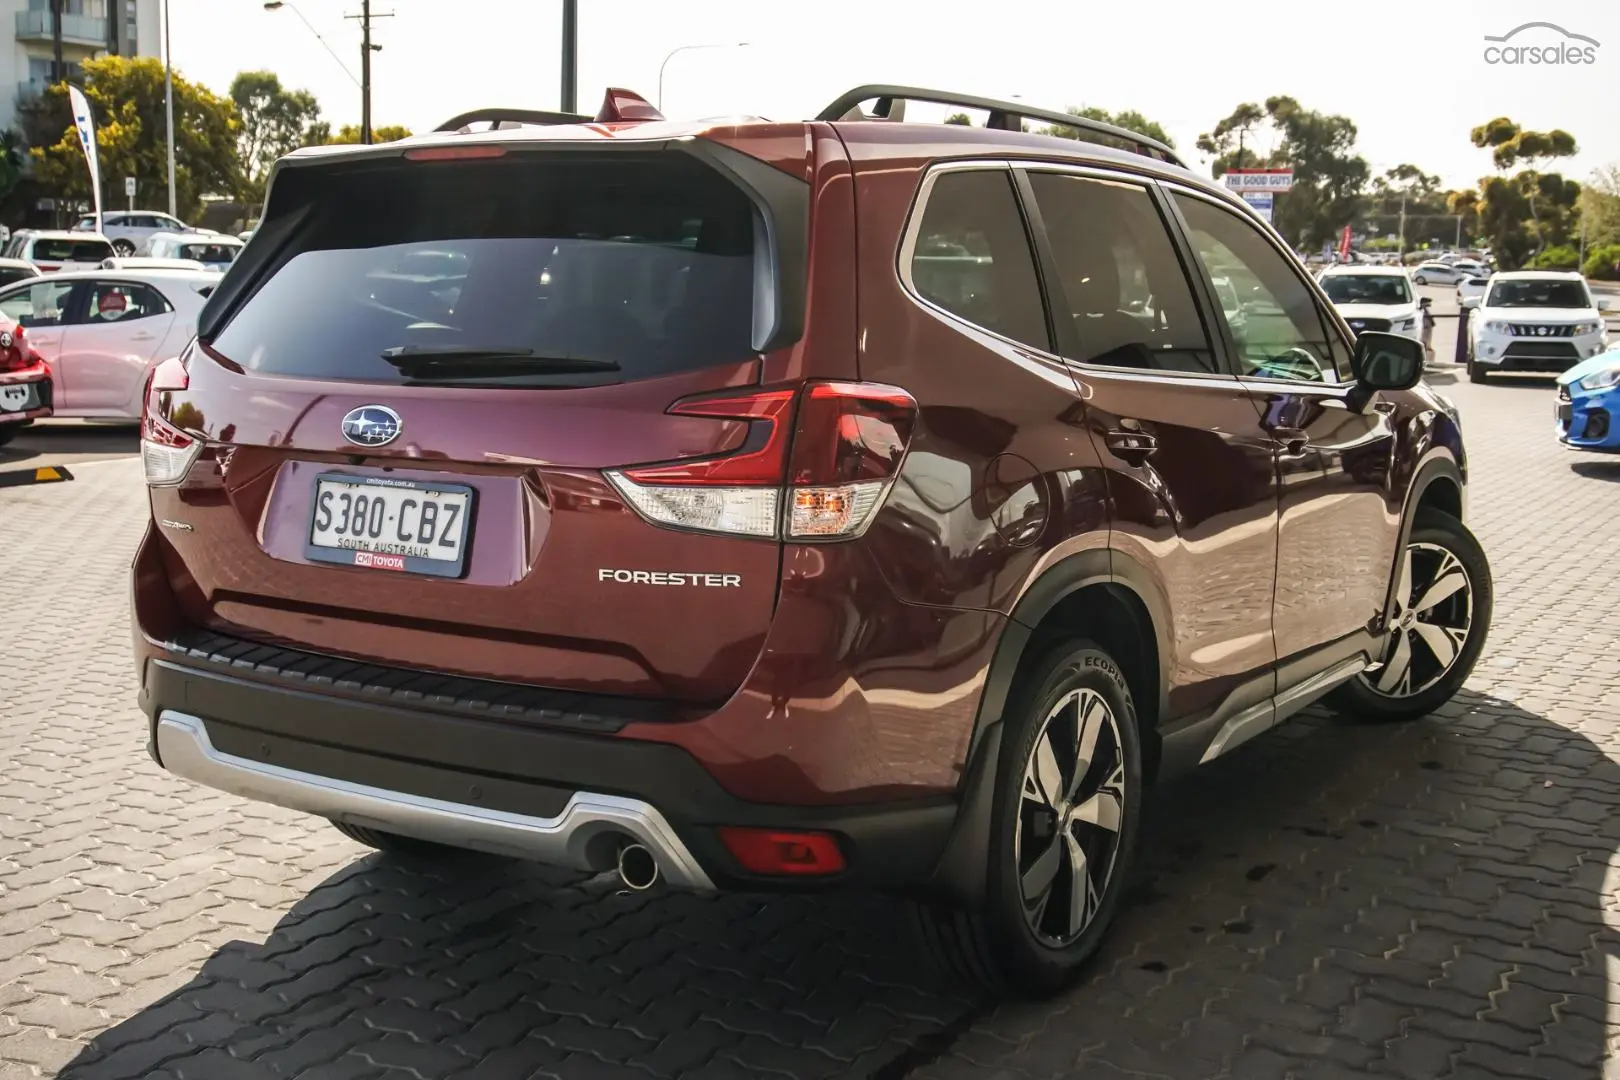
814;84;1185;168
435;107;589;133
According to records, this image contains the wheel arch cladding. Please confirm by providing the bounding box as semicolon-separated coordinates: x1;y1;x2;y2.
919;549;1168;908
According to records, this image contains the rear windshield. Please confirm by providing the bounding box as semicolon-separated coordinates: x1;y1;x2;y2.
0;266;35;287
179;243;240;264
211;155;759;386
1485;279;1592;309
33;238;112;262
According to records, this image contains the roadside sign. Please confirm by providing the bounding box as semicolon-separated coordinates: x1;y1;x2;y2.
124;176;135;198
1241;191;1274;223
1222;168;1294;192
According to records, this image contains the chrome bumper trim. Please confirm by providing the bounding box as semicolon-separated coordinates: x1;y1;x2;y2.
155;711;714;890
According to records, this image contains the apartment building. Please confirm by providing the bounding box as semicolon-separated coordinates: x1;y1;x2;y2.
3;0;161;131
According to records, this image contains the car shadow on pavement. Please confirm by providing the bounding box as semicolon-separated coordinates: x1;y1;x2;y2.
0;421;137;468
1572;460;1620;481
58;689;1620;1080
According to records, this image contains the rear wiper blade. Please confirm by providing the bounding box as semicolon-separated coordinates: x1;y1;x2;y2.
379;345;620;377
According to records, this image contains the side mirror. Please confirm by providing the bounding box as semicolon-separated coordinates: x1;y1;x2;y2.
1460;295;1481;309
1349;331;1424;411
1599;298;1612;312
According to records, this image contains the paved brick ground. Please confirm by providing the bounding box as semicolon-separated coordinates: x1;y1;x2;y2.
4;321;1620;1078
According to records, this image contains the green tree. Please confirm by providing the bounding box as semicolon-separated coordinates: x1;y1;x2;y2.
1037;105;1174;153
1195;102;1266;176
23;56;239;221
1262;96;1369;250
1578;164;1620;248
230;70;322;204
1470;118;1579;255
944;111;971;126
314;123;413;145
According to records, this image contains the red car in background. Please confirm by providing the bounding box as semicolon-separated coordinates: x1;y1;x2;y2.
0;318;53;446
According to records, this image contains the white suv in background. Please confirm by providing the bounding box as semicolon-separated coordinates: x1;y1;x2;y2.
73;210;196;256
1317;266;1422;340
1467;271;1609;384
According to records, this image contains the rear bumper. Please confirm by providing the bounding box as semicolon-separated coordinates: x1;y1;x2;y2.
138;656;958;893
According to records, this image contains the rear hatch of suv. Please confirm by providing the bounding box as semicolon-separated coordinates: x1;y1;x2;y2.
142;127;844;705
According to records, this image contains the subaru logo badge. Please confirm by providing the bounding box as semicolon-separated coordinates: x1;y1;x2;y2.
341;405;402;447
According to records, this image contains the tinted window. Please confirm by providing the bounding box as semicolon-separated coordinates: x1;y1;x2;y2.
177;242;240;264
1319;274;1412;305
1484;279;1592;309
31;237;113;262
0;267;36;287
0;280;76;327
1175;194;1342;384
84;281;172;322
211;155;760;386
1028;173;1215;374
909;169;1049;350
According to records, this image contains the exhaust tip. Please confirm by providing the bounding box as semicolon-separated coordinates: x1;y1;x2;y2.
616;842;660;890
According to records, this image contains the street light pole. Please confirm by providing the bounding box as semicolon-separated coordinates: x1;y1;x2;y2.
560;0;576;113
656;41;750;110
163;0;175;216
344;1;390;144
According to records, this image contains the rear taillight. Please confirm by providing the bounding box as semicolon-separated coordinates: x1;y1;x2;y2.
606;381;917;541
141;355;200;486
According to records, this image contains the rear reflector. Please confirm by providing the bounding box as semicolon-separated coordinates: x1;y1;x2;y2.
608;381;917;541
717;827;846;876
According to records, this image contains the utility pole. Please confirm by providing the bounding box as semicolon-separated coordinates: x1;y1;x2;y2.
163;0;175;215
1578;215;1588;271
560;0;577;113
1397;191;1407;260
345;1;391;144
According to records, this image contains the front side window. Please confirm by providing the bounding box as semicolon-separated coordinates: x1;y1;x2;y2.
0;280;77;327
1028;172;1216;374
1174;194;1343;384
909;169;1050;351
84;281;171;323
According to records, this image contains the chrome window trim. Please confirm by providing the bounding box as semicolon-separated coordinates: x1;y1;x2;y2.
895;159;1072;369
1011;162;1237;385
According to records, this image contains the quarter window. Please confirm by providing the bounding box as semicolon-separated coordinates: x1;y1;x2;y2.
909;169;1050;351
1174;194;1343;384
1027;172;1217;374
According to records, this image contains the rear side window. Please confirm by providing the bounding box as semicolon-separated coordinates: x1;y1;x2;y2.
32;238;112;262
1027;172;1216;374
211;155;760;386
0;267;36;287
908;169;1049;350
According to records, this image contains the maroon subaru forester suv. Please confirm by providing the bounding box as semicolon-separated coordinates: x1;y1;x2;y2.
132;86;1490;995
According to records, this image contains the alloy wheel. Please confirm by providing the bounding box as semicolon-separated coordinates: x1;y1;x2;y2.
1015;687;1126;947
1363;541;1474;699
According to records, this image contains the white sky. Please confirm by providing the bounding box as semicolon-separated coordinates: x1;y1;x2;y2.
167;0;1620;190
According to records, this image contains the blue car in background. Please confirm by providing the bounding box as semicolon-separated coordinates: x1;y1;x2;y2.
1557;344;1620;451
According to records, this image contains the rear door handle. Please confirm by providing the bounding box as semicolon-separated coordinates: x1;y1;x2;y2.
1104;429;1158;466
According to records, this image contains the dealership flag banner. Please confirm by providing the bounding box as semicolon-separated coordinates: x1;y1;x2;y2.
66;84;102;234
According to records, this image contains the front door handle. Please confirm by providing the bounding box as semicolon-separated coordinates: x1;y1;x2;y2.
1273;429;1310;457
1104;429;1158;466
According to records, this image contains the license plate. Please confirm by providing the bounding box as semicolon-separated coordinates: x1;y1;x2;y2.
305;473;475;578
0;382;39;413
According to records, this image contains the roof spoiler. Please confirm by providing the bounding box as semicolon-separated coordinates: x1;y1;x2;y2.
436;88;665;133
815;84;1185;168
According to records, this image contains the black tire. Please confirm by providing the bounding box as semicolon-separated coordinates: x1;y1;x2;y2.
111;238;136;256
1329;508;1491;723
1467;358;1487;383
0;425;18;448
1414;274;1427;285
329;820;478;859
913;640;1144;997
